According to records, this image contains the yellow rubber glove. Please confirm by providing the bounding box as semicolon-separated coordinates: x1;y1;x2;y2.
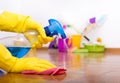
0;11;53;48
0;43;56;73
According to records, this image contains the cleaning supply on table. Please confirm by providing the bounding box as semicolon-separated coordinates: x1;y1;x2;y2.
84;44;105;52
71;34;82;49
0;43;66;75
58;38;68;52
82;15;107;43
82;17;96;34
81;17;96;43
48;36;58;49
45;19;67;49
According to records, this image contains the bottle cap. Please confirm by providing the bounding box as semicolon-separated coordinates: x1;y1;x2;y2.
44;26;51;36
44;26;58;36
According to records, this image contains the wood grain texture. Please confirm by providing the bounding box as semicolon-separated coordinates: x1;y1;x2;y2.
0;48;120;83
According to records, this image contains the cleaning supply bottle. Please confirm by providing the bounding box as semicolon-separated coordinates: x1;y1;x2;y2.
45;19;68;50
0;32;31;58
22;30;38;57
23;30;39;46
8;34;31;58
24;19;66;46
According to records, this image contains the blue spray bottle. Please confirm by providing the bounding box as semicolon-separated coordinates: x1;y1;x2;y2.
44;19;67;49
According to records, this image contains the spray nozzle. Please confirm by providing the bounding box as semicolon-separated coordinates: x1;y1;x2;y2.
44;19;66;39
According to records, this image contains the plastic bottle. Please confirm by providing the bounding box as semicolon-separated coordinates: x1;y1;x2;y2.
23;30;38;57
7;34;31;58
23;30;38;45
0;33;31;58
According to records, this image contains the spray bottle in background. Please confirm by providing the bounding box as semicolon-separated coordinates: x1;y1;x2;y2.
45;19;68;51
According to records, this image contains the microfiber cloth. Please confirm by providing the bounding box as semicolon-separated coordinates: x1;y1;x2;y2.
22;68;66;75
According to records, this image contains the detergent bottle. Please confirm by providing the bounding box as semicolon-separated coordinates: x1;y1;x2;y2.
44;19;67;50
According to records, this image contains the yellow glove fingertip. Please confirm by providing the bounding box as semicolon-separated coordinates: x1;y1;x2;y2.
48;37;54;42
32;44;36;48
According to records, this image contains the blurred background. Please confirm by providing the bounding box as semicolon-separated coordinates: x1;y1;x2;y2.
0;0;119;48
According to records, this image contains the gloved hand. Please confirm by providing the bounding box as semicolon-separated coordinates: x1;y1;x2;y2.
0;11;53;48
0;43;66;75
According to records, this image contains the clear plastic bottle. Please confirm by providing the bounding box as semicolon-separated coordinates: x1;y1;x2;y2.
0;32;31;58
23;30;38;46
23;30;38;57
